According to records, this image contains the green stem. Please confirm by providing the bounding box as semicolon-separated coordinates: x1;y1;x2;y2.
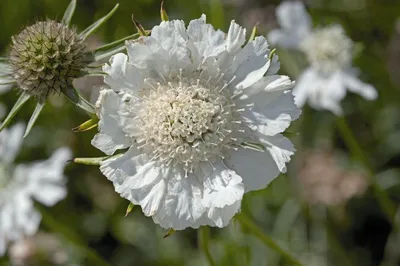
37;205;112;266
198;227;216;266
236;214;304;266
336;117;396;223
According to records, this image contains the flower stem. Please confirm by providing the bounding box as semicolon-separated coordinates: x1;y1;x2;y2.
336;117;396;223
198;227;216;266
236;213;304;266
37;204;112;266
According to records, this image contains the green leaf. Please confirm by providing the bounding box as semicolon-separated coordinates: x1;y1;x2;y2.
79;4;119;41
62;87;95;114
24;101;45;138
240;141;265;152
94;33;140;53
163;228;176;239
72;117;99;132
73;156;110;166
248;23;259;43
0;92;31;133
269;48;277;60
131;15;148;36
94;44;126;62
125;202;135;217
160;1;169;21
61;0;76;26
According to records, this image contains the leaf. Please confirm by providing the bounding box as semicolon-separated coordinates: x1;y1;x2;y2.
125;202;135;217
94;44;126;62
163;228;176;239
240;141;265;152
160;1;169;21
72;117;99;132
94;33;140;53
248;23;259;43
24;101;45;138
62;87;95;114
73;156;110;165
79;4;119;41
131;15;147;36
61;0;77;26
0;92;31;133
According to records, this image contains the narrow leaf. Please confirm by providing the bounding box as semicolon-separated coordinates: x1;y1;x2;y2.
269;48;277;60
73;156;109;165
240;141;265;152
73;117;99;132
24;101;45;138
160;1;169;21
248;23;259;43
62;87;95;114
94;44;126;62
79;4;120;41
94;33;140;53
163;228;176;239
131;15;147;36
61;0;77;26
0;93;31;133
125;202;135;217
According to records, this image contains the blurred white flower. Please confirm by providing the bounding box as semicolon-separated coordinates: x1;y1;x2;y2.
268;1;377;114
92;15;300;230
0;123;71;256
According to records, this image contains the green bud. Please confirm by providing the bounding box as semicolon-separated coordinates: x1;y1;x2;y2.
9;20;92;101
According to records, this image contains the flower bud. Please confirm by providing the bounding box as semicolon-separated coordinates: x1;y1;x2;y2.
9;20;92;100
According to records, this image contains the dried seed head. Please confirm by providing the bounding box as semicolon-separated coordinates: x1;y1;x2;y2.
9;20;92;100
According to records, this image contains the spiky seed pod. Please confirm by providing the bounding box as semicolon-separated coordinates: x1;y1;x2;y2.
9;20;93;100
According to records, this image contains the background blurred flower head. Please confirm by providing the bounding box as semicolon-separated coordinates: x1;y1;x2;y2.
268;1;377;115
0;123;71;256
297;150;369;206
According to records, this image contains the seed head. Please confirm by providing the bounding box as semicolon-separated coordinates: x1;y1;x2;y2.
9;20;92;100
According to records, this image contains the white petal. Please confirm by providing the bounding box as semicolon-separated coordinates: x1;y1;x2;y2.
91;89;131;155
199;162;244;209
226;20;246;53
199;162;244;228
241;88;300;136
186;14;226;60
268;1;312;48
0;122;25;164
342;71;378;100
225;134;294;192
231;37;272;89
103;53;145;95
152;168;206;230
23;148;71;206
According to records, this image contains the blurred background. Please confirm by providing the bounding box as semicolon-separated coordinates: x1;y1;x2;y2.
1;0;400;265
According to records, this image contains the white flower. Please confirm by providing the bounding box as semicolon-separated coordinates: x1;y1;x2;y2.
268;1;377;114
0;123;71;256
93;15;300;230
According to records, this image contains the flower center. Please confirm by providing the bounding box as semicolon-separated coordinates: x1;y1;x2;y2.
300;25;353;73
133;73;242;173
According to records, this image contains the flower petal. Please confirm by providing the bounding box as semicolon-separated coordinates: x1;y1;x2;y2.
92;89;131;155
186;14;226;60
342;71;378;100
225;134;294;192
103;53;145;95
230;37;272;89
23;148;71;206
0;122;24;164
268;1;312;49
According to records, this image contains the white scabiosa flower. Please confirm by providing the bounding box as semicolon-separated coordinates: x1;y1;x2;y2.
92;15;300;230
268;1;377;114
0;123;71;256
